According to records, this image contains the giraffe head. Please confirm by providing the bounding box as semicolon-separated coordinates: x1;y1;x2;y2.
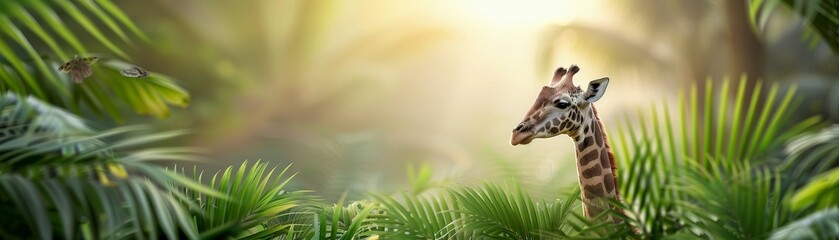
511;65;609;145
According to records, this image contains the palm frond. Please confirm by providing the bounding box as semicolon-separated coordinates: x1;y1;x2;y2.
749;0;839;53
368;191;464;239
0;175;200;239
308;195;378;240
789;166;839;212
769;208;839;240
781;125;839;190
97;59;190;119
610;77;821;238
0;91;90;133
0;92;213;239
264;205;322;240
180;160;310;240
677;160;789;239
447;182;580;239
0;92;195;176
405;163;436;195
0;0;188;120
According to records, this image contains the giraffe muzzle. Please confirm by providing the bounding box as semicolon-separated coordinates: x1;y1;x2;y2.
510;130;534;146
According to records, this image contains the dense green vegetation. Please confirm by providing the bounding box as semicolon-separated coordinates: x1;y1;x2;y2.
1;0;838;239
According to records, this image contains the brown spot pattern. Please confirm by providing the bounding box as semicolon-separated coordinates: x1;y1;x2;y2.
603;173;615;193
579;136;594;149
581;150;599;165
550;127;559;134
581;164;602;179
593;122;604;147
600;148;610;168
584;183;605;198
587;206;604;218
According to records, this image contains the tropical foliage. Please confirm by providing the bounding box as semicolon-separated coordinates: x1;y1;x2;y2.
0;93;210;239
0;0;188;120
179;161;309;239
749;0;839;52
0;0;838;240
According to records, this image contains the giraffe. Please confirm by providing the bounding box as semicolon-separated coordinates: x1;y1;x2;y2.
510;65;625;221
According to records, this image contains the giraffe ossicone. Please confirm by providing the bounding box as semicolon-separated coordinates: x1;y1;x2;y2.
511;65;625;221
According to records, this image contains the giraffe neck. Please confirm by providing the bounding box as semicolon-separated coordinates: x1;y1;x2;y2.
571;106;621;218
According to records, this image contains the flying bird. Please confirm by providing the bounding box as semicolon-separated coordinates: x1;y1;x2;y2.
58;56;98;83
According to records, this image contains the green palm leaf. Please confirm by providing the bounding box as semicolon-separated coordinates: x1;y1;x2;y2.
677;161;789;239
0;175;202;240
0;92;212;239
0;0;189;120
789;166;839;212
447;182;580;239
368;191;464;239
180;160;310;240
781;125;839;191
769;208;839;240
609;77;821;238
301;195;378;240
749;0;839;53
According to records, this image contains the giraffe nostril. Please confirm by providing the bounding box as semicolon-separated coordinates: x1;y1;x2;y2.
514;124;525;132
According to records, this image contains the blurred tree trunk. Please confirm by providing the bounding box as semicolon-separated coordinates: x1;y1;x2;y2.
724;0;765;83
694;0;765;166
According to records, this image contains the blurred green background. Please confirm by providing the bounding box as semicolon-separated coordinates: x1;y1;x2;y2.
107;0;837;201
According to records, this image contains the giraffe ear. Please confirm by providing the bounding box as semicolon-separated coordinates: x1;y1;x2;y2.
583;77;609;102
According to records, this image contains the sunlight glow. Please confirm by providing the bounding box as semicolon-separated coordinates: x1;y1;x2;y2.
451;0;583;28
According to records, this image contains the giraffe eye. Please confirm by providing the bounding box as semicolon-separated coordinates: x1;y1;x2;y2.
554;99;570;109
